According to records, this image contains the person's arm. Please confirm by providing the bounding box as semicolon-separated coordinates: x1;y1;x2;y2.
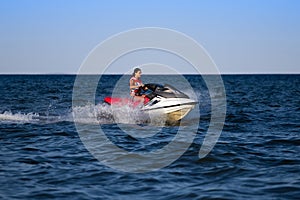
129;79;136;89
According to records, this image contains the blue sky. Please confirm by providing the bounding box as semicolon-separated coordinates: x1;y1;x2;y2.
0;0;299;74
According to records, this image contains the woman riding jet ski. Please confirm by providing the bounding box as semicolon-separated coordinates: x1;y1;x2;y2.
104;68;198;122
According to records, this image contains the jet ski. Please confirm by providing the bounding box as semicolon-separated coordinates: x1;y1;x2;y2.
104;83;198;122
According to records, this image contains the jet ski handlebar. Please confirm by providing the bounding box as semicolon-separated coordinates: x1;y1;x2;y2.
138;83;190;99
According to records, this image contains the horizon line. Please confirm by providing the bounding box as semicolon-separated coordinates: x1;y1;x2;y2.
0;72;299;75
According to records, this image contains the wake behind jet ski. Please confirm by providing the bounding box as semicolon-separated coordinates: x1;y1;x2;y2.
104;83;197;122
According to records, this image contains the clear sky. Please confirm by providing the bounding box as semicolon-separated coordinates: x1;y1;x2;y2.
0;0;299;74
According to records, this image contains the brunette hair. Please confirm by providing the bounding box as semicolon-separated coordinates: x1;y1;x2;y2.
132;67;141;77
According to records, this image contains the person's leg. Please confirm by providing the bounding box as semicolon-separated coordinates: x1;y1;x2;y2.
133;96;144;104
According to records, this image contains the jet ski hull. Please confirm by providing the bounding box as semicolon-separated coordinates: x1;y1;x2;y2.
166;107;194;121
141;97;197;121
103;83;198;123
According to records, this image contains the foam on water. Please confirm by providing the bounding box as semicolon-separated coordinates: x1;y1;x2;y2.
0;103;152;125
0;111;40;123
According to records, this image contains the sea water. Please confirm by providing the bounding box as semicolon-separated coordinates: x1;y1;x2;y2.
0;75;299;199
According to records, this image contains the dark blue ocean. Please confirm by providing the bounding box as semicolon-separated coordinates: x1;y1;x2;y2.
0;75;299;199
